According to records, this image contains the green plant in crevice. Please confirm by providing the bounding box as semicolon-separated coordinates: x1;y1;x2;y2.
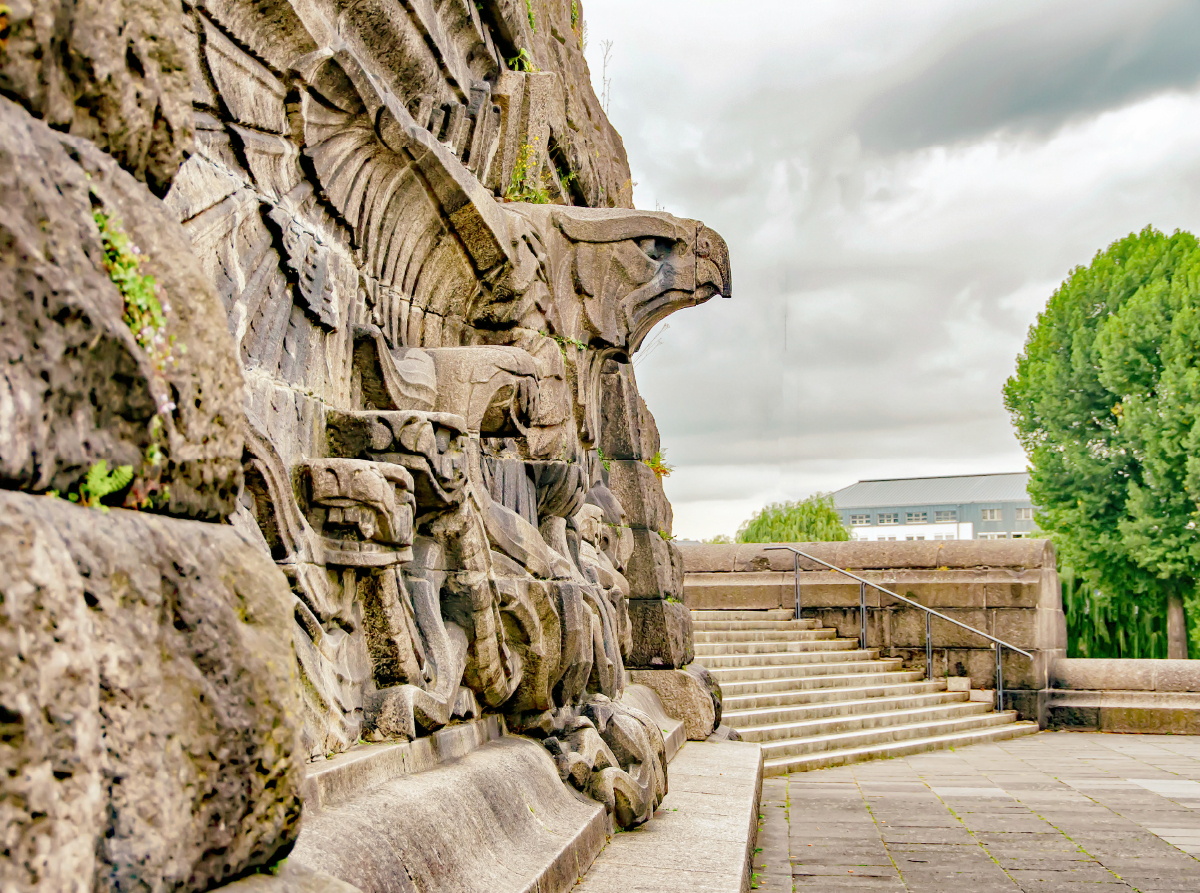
91;197;178;511
93;206;180;389
505;140;553;203
596;446;611;473
56;460;135;510
643;450;673;481
506;47;538;72
524;0;536;32
570;0;579;29
551;333;587;353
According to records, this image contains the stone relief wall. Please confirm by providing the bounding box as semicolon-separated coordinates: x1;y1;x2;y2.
1;1;729;887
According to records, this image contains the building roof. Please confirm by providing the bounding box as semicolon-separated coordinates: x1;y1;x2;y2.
832;472;1031;509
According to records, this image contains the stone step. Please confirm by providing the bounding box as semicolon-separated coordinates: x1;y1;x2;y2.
723;678;948;710
736;699;992;743
709;658;905;683
702;649;880;670
690;609;799;622
694;637;856;657
725;689;968;728
759;710;1021;760
694;628;838;643
763;720;1040;775
692;619;819;632
715;672;921;696
688;608;1034;775
700;643;883;667
717;668;925;697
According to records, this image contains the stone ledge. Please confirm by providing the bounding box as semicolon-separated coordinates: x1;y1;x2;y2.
1042;690;1200;734
573;740;764;893
1051;658;1200;692
301;716;506;812
680;540;1054;573
292;735;609;893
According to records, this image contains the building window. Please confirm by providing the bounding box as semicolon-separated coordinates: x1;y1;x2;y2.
1015;507;1033;521
934;510;957;523
878;513;899;525
934;534;956;540
905;536;926;541
849;513;870;526
978;532;1008;540
906;511;927;524
1010;532;1028;539
878;536;897;541
981;508;1001;521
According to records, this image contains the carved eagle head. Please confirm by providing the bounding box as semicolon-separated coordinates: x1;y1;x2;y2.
501;205;732;359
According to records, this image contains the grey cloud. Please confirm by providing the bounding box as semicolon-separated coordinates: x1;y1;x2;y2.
856;0;1200;151
583;0;1200;537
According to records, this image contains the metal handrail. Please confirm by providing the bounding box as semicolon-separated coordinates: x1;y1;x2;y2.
764;545;1032;713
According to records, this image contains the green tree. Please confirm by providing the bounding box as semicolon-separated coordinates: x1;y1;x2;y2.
1004;226;1200;657
736;494;850;544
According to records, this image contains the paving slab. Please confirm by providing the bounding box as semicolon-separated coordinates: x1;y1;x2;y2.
574;740;763;893
751;731;1200;892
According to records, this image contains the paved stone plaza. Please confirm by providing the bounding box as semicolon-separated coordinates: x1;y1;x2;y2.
754;732;1200;892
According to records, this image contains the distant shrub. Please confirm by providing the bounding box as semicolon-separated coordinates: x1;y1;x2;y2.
736;494;850;544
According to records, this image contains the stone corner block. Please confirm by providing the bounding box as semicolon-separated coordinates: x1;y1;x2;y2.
627;599;694;669
605;459;672;535
628;667;718;740
625;529;684;600
0;490;303;893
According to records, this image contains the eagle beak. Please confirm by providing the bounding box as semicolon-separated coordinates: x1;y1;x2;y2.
695;226;732;300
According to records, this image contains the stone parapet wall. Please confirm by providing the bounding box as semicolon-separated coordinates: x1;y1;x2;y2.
1043;658;1200;734
1052;658;1200;692
681;541;1067;720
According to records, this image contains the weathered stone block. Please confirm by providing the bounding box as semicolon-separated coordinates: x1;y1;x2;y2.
627;600;694;669
983;577;1041;608
1042;690;1200;734
0;494;101;893
627;666;720;740
637;396;662;463
0;491;303;893
600;364;642;460
0;0;194;195
626;529;684;600
0;99;244;518
606;459;672;534
683;572;787;610
991;609;1039;650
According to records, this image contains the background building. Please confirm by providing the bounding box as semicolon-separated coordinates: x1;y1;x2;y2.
831;472;1035;541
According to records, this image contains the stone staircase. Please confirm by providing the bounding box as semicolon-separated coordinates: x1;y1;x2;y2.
694;609;1038;775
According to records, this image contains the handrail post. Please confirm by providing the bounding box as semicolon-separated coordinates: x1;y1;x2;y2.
925;612;933;681
859;581;867;651
793;550;801;620
996;646;1004;713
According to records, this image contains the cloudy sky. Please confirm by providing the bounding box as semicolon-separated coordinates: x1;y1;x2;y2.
581;0;1200;540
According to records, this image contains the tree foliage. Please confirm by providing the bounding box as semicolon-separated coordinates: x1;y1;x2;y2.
1004;226;1200;656
736;494;850;544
